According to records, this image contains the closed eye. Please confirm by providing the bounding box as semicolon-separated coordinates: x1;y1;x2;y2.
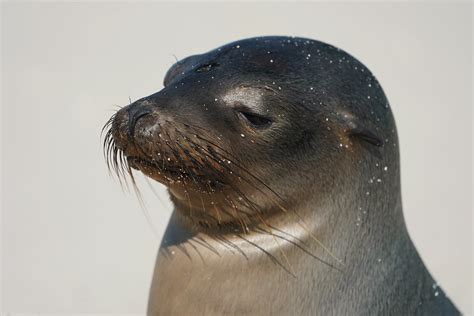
239;111;272;128
195;62;220;73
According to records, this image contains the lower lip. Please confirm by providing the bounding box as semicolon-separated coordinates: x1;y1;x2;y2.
127;156;226;190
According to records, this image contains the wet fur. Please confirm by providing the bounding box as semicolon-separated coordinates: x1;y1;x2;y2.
103;36;459;315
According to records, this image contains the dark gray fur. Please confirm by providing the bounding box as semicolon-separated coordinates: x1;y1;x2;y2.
106;36;459;315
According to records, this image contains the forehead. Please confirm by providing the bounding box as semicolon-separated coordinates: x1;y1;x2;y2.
179;37;311;75
164;36;350;108
214;39;297;71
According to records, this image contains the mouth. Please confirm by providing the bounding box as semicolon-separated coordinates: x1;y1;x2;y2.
128;156;190;182
127;156;226;191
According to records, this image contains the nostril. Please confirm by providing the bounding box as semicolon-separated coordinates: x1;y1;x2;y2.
127;103;153;138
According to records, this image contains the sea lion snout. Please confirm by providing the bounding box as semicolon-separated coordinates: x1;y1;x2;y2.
107;93;232;194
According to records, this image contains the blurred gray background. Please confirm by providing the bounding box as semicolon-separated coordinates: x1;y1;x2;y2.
1;2;472;314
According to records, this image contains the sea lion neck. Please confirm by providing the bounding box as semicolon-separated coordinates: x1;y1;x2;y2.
161;157;407;269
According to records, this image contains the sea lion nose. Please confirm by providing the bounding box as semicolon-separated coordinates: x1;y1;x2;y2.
127;102;153;138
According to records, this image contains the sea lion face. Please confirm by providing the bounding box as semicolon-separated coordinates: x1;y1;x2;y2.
104;37;392;230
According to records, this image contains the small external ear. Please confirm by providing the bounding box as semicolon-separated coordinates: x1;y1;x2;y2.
349;128;383;147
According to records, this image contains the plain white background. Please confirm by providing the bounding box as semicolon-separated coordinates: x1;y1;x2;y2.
1;2;472;314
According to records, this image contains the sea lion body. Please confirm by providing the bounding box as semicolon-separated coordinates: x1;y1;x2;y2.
104;37;459;315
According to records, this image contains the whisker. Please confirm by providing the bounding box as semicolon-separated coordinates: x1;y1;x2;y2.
102;113;344;269
177;122;344;266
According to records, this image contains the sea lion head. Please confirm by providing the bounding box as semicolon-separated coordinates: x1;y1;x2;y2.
103;36;397;233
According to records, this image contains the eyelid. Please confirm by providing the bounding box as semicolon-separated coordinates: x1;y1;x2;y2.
195;62;220;73
233;103;253;113
232;102;267;115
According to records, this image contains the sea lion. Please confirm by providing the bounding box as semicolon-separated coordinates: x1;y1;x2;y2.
103;36;459;315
